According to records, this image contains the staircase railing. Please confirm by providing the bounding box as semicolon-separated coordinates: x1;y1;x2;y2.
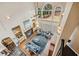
56;39;64;56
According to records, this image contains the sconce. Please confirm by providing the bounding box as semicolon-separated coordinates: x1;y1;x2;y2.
6;16;10;20
61;13;64;16
36;21;39;28
57;26;62;35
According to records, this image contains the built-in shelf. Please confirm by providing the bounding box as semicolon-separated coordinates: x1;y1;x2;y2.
12;25;23;39
1;37;16;51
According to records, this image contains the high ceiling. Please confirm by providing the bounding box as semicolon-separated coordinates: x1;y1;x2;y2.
0;2;67;17
34;2;66;10
0;2;35;16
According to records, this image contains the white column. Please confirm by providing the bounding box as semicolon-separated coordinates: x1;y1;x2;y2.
52;2;73;56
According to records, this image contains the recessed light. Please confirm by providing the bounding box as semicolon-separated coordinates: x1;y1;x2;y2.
6;16;10;20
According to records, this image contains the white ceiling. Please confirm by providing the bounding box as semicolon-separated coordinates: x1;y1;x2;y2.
0;2;67;30
0;2;35;34
0;2;35;16
0;2;68;42
0;2;67;18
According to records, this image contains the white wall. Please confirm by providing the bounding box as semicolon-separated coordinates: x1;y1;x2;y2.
53;2;79;56
53;2;73;56
69;25;79;54
0;2;35;52
60;2;79;45
38;20;57;34
36;2;67;26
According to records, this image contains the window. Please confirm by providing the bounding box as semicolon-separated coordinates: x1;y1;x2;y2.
37;4;52;18
53;6;62;26
54;7;62;16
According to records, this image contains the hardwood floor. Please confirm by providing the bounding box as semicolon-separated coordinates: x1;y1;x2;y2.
19;38;31;56
18;31;55;56
18;32;37;56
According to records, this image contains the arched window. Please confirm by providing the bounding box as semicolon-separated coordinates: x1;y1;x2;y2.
43;4;52;18
38;4;52;18
53;6;62;26
54;6;62;16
